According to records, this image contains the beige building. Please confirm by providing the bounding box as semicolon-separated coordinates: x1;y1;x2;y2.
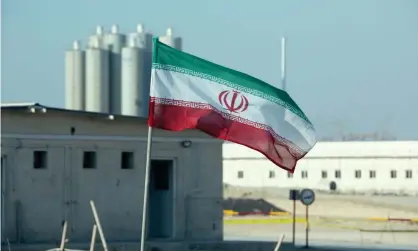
1;103;223;244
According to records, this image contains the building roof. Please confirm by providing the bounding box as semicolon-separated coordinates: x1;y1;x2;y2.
1;102;148;123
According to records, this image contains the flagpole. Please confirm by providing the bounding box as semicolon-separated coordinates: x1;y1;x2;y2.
281;36;287;91
140;126;153;251
281;36;296;246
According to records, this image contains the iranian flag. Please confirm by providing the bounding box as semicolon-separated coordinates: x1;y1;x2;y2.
148;38;316;172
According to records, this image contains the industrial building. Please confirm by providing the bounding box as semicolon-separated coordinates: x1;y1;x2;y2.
65;24;182;117
223;141;418;195
1;103;223;244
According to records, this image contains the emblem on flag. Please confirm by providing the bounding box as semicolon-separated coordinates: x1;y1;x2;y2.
218;90;249;113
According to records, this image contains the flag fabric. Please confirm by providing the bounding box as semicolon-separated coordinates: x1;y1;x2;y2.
148;38;316;172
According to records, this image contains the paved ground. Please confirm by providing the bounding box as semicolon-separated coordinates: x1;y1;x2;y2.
224;235;418;251
224;222;418;250
223;187;418;250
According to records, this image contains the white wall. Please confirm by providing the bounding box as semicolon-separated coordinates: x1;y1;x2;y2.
1;108;223;243
223;141;418;195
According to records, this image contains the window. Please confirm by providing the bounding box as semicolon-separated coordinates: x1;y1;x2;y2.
355;170;362;179
369;170;376;179
237;171;244;179
321;171;328;179
335;170;341;179
301;170;308;179
269;171;275;178
390;170;397;179
406;170;413;179
83;151;97;169
33;151;47;169
121;152;134;169
287;172;293;178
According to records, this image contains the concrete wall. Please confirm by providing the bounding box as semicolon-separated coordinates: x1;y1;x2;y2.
223;142;418;195
1;109;223;243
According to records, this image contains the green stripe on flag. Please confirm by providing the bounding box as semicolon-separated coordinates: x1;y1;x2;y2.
152;38;313;126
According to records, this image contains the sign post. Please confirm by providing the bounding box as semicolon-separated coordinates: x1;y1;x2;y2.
300;188;315;249
288;189;300;246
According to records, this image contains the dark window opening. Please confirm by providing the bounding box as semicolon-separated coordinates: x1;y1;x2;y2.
406;170;413;179
335;170;341;179
329;181;337;191
355;170;362;179
269;171;275;178
369;170;376;179
321;171;328;179
390;170;397;179
237;171;244;179
151;160;172;190
301;171;308;179
121;152;134;169
33;151;47;169
83;151;96;169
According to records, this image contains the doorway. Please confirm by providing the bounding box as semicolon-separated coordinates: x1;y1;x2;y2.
148;159;174;239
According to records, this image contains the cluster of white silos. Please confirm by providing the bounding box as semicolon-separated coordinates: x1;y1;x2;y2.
65;24;182;117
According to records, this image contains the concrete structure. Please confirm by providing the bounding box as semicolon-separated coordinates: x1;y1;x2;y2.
65;41;85;111
125;24;154;118
223;141;418;195
121;36;145;117
1;103;223;244
87;26;106;49
65;24;179;118
85;39;110;113
104;24;126;115
158;28;182;50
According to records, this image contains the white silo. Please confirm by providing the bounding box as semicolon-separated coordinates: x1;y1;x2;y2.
88;25;106;49
105;24;126;115
127;23;154;117
126;24;150;49
105;24;126;53
85;37;110;113
158;28;182;50
121;36;144;117
65;41;85;110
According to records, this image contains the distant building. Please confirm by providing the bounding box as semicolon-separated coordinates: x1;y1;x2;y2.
1;103;223;245
224;141;418;195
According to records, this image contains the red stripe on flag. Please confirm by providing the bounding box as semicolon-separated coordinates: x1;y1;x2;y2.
148;100;304;173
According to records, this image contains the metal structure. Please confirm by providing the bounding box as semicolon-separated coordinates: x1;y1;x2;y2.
65;41;85;110
65;24;182;116
85;37;110;113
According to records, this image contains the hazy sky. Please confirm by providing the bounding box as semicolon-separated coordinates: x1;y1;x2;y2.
2;0;418;140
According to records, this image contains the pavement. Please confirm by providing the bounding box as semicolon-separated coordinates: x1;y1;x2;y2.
224;222;418;251
223;186;418;250
224;235;418;251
